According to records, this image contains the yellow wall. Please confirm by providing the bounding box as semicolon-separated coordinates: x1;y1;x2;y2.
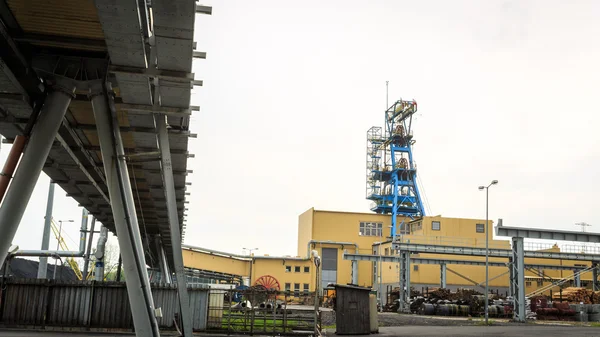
183;209;592;296
251;258;314;293
182;249;249;277
297;208;314;257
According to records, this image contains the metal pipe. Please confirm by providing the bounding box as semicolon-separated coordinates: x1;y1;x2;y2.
95;225;108;281
37;181;55;279
0;79;75;269
155;114;192;337
0;135;26;201
83;216;97;280
14;250;83;257
116;254;122;282
91;80;160;337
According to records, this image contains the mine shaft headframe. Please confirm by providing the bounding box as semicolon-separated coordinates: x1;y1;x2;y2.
386;99;417;123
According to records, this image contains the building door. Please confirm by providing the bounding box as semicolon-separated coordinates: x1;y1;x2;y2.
321;248;338;290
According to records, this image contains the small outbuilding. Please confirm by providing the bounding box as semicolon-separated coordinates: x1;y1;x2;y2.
334;284;372;335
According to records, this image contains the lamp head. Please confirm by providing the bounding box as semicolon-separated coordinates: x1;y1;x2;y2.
478;186;485;190
491;180;498;185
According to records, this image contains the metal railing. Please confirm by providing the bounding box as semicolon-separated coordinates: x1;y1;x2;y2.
206;288;321;336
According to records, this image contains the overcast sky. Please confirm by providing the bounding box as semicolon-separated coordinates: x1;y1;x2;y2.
9;0;600;259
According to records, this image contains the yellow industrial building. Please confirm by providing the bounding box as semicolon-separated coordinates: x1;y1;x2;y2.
183;208;592;297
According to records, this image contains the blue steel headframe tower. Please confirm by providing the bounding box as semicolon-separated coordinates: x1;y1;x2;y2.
366;99;425;239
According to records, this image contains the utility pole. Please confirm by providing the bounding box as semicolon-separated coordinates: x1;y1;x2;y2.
243;247;258;285
576;222;591;253
575;222;591;233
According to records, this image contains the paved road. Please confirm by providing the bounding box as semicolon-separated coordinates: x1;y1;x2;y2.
369;325;600;337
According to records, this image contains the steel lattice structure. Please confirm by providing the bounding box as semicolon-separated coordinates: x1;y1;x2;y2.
366;99;425;239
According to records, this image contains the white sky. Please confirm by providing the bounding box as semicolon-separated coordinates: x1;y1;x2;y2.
9;0;600;259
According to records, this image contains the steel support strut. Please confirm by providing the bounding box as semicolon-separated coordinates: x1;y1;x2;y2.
155;235;172;284
593;263;600;291
351;260;358;284
37;181;56;279
90;81;160;337
155;114;192;337
574;270;581;287
440;263;447;288
512;237;526;322
83;216;96;279
0;80;75;269
398;251;410;313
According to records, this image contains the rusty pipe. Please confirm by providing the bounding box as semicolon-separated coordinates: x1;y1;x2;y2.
0;135;27;201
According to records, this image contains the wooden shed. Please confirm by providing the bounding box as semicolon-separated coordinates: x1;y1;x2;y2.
334;284;371;335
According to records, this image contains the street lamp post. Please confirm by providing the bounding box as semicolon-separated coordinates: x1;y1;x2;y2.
312;250;321;337
478;180;498;325
53;219;74;279
243;247;258;286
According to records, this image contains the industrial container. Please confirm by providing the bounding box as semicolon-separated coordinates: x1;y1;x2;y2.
369;294;379;333
334;285;371;335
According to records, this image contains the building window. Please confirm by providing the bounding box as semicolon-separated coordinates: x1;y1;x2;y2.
285;266;291;272
432;221;441;231
294;283;300;296
526;281;532;287
413;265;419;271
303;284;309;293
411;221;422;233
384;248;389;256
476;224;485;233
304;266;310;273
294;266;301;273
537;280;543;287
285;283;291;291
360;222;383;236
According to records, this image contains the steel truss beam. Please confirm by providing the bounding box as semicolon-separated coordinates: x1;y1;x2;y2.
497;224;600;243
343;253;588;271
512;237;526;322
0;116;196;136
393;243;600;261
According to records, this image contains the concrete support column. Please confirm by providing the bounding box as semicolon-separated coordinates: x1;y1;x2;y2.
440;263;447;288
351;260;358;284
90;81;160;337
0;80;75;269
512;237;526;322
37;181;56;279
155;114;192;337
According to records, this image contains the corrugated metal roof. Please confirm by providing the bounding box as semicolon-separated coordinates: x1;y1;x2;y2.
7;0;104;40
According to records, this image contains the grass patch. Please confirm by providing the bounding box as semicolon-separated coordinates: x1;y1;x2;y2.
590;322;600;327
322;324;336;329
474;319;495;326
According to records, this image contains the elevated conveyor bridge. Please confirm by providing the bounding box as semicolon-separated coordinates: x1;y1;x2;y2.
0;1;211;336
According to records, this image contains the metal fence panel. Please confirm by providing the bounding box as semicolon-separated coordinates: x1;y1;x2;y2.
0;279;209;331
189;286;208;330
